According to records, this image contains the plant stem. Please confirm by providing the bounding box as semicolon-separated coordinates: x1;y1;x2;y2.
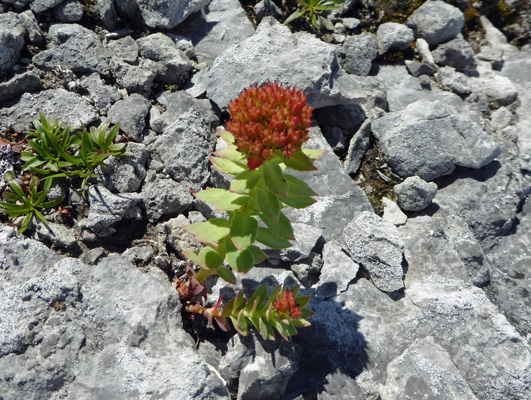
194;267;214;283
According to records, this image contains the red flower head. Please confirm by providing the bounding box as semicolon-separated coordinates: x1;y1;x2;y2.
226;82;313;170
273;288;303;319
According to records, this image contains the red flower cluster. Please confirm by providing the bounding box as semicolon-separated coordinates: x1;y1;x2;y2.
273;289;303;319
226;82;313;170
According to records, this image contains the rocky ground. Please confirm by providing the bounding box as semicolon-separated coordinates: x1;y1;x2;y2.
0;0;530;399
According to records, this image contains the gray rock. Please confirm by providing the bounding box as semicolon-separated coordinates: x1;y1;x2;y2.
382;197;407;226
406;0;465;47
0;71;41;104
115;0;139;17
315;240;359;300
471;71;518;109
432;36;478;72
338;33;378;76
0;227;230;399
516;119;531;171
78;185;143;237
107;94;150;141
328;73;388;112
80;72;123;113
80;247;105;265
205;17;339;111
136;0;210;29
268;223;323;265
18;10;44;44
174;0;255;67
0;144;15;192
318;371;363;399
291;252;323;287
320;126;347;153
236;331;299;400
371;99;500;180
111;57;156;96
490;107;514;131
163;214;202;257
477;43;504;70
48;23;97;44
33;221;79;250
342;17;361;30
435;66;472;96
0;12;25;72
405;60;436;77
151;111;216;189
342;211;405;293
141;174;193;220
218;334;255;391
95;142;149;193
315;103;365;131
381;336;479;400
376;22;414;55
96;0;117;31
108;36;139;64
254;0;282;22
29;0;63;13
344;118;371;175
33;32;114;77
53;0;84;22
394;176;437;212
415;37;438;70
122;245;154;266
284;126;373;241
154;90;219;133
486;195;531;340
0;89;98;133
136;33;192;86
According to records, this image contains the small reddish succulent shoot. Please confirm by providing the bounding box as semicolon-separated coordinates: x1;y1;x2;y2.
273;288;303;319
174;265;207;300
185;296;231;331
226;82;313;170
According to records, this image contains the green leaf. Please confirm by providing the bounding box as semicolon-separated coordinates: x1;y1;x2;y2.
284;9;305;25
256;188;281;221
230;213;258;250
280;192;316;209
215;191;251;211
319;15;335;31
182;249;201;265
186;219;230;243
214;145;245;162
210;156;247;175
284;151;317;171
258;317;275;341
244;285;268;313
218;128;235;144
217;266;237;284
296;295;311;309
284;174;317;196
259;212;295;240
302;148;325;161
247;245;268;264
230;169;262;194
262;161;288;197
225;240;255;274
194;188;226;203
256;227;292;249
199;246;224;270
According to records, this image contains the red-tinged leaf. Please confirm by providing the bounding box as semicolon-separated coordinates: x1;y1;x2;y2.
283;151;317;171
262;161;288;197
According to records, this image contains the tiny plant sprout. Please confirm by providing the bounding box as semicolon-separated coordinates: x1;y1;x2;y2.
179;82;323;341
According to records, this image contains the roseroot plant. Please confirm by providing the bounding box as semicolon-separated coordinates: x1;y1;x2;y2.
178;82;322;341
284;0;346;31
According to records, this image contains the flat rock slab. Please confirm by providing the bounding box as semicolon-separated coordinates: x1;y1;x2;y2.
371;99;500;181
0;88;98;133
205;16;340;111
0;226;229;400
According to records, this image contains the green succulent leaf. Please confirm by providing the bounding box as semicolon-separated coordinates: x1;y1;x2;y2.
259;212;295;240
244;285;268;313
230;213;258;250
262;161;288;197
210;155;247;175
256;227;292;249
280;192;317;209
247;245;268;264
216;266;237;284
230;169;262;194
194;188;226;203
215;191;251;211
284;173;317;196
225;240;255;274
199;246;224;270
256;188;282;221
186;219;230;243
284;151;317;171
214;145;245;162
182;249;201;266
218;128;235;144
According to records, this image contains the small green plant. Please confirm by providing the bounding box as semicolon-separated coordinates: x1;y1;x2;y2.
177;82;321;341
284;0;345;31
21;112;127;193
0;172;63;233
